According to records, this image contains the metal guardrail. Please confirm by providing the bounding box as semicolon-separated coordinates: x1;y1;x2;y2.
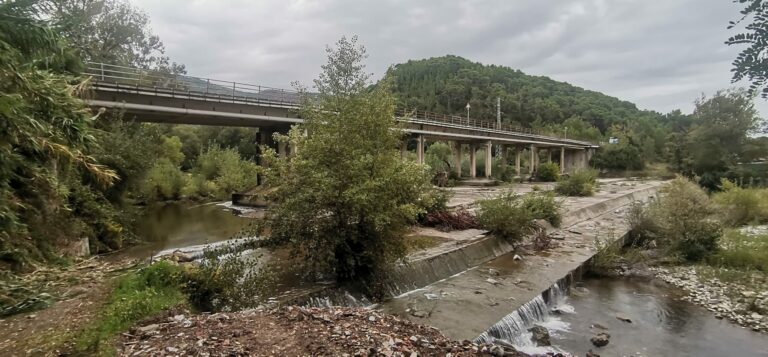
85;62;595;146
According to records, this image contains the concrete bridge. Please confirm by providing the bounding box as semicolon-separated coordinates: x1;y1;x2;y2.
85;62;597;178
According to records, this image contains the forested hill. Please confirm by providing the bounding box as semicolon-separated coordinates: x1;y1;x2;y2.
385;55;657;133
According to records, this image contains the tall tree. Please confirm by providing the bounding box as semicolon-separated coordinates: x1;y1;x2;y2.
48;0;185;73
256;36;431;293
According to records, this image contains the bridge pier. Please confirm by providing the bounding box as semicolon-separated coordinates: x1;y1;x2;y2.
452;141;463;177
515;146;522;177
416;135;425;165
469;144;477;178
529;145;538;176
560;147;566;174
400;140;408;159
485;140;493;178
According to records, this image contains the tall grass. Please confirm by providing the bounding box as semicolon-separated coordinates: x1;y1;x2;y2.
707;230;768;272
712;180;768;227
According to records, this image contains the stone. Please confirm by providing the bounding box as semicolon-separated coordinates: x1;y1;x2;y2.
616;315;632;323
486;278;501;285
586;349;600;357
513;255;523;261
137;324;160;334
488;268;500;276
171;250;194;263
489;345;505;357
410;310;428;318
590;332;610;347
528;325;551;346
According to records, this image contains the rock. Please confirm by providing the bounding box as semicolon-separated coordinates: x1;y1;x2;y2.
590;322;608;330
742;291;756;298
486;278;501;285
171;250;194;263
586;349;600;357
165;346;179;353
513;255;523;261
489;345;505;357
410;310;428;318
488;268;500;276
137;324;160;334
616;315;632;323
528;325;551;346
590;332;610;347
368;315;377;322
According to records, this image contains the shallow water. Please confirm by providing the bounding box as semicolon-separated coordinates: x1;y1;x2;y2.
536;277;768;357
121;202;250;259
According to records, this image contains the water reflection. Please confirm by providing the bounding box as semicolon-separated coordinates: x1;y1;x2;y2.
123;202;250;259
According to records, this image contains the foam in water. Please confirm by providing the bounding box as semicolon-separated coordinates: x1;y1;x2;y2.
475;280;573;355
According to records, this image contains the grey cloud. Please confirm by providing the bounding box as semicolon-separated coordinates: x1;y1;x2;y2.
132;0;767;116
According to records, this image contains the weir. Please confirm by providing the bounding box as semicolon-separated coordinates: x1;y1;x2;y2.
376;180;662;341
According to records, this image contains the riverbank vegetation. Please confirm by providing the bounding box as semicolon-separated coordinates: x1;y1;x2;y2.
477;192;562;243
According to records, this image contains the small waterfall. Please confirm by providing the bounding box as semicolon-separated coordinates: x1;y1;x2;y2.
475;279;572;354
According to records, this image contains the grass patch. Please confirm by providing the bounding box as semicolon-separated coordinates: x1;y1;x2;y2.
707;229;768;272
712;181;768;227
477;191;562;243
74;261;186;355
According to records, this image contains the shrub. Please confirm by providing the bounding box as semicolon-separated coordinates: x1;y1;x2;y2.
537;162;560;182
712;179;768;227
521;192;562;227
555;169;598;196
183;243;275;312
478;192;562;242
625;201;659;246
647;177;721;261
140;158;188;201
194;144;260;197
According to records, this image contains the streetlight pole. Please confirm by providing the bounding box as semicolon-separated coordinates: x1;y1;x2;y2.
465;103;471;121
564;127;568;139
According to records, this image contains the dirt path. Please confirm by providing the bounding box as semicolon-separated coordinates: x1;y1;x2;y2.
0;258;137;356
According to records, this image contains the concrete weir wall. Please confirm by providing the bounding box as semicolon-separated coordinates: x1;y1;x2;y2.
377;181;663;341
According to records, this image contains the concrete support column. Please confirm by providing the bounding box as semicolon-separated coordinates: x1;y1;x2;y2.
278;141;288;158
400;140;408;159
469;143;477;178
529;145;537;175
501;145;509;168
560;147;566;174
485;140;493;178
452;141;463;177
515;147;522;177
416;135;425;165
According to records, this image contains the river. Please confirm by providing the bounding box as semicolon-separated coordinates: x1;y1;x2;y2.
121;202;251;259
506;277;768;356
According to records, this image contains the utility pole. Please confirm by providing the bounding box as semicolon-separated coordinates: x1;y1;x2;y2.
465;102;471;120
496;97;502;156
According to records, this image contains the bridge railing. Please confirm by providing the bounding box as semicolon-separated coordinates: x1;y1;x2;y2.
85;62;301;107
85;62;595;146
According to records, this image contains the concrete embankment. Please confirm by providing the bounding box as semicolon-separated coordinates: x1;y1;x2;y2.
377;180;663;341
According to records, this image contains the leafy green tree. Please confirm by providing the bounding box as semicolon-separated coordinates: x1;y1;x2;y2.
256;36;432;292
49;0;185;72
727;0;768;101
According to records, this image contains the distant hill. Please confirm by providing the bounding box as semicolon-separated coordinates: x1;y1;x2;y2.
384;55;657;132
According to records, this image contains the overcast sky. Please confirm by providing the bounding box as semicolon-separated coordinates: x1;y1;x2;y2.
132;0;767;116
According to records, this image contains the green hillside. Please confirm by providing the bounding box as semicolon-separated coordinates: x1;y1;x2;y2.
385;55;658;133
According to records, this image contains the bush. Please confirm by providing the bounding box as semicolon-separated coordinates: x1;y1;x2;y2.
555;169;598;196
647;177;721;261
521;192;562;227
140;158;188;201
536;162;560;182
712;180;768;227
477;192;562;242
421;209;479;231
184;243;275;312
194;144;260;197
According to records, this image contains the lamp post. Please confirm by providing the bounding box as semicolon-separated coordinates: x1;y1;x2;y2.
465;102;471;120
564;126;568;139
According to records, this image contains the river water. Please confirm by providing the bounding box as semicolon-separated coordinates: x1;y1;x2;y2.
121;202;251;259
501;277;768;357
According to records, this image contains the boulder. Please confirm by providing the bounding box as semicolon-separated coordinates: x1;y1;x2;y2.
590;332;610;347
528;325;551;346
